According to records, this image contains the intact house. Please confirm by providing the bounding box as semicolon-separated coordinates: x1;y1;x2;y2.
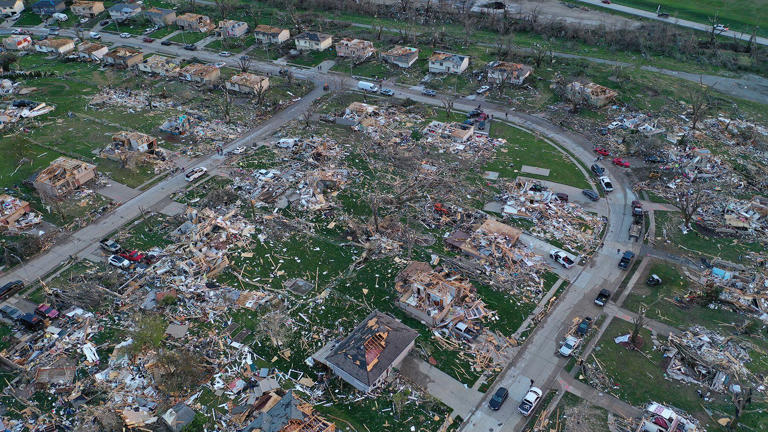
565;81;618;108
428;51;469;74
486;61;533;86
137;55;180;77
0;195;31;229
144;7;175;26
381;45;418;68
312;310;417;393
252;24;289;45
3;35;32;50
0;0;24;18
30;0;64;16
33;156;96;198
112;131;157;153
294;31;332;51
226;73;269;94
77;41;108;61
71;1;103;18
179;63;220;84
35;38;75;55
335;38;376;61
107;2;141;22
215;19;248;38
175;13;214;32
103;47;143;68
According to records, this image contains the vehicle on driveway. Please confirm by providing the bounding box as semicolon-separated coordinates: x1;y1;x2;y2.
120;32;131;38
555;192;568;202
108;254;131;269
422;88;437;96
612;157;630;168
594;147;610;156
143;37;154;43
618;250;635;270
599;176;614;192
380;88;394;96
100;19;110;26
161;40;172;46
119;250;146;262
559;335;580;357
219;51;232;57
518;386;543;416
594;289;611;306
576;317;592;336
185;166;207;181
476;85;490;94
590;163;605;176
488;387;509;410
549;249;575;269
183;44;197;51
582;189;599;201
99;238;121;253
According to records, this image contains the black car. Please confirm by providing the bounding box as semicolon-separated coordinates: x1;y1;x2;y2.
100;20;110;26
161;40;172;46
183;44;197;51
488;387;509;411
618;251;635;269
582;189;599;201
0;280;24;299
645;155;666;163
576;317;592;336
590;163;605;176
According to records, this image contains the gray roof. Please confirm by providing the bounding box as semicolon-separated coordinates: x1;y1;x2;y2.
296;31;331;42
164;403;195;432
0;0;20;7
325;310;417;388
108;2;140;12
245;390;305;432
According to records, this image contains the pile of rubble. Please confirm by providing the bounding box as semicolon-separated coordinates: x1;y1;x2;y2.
0;100;55;129
88;87;174;111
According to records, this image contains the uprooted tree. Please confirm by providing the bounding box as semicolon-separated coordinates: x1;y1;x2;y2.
673;185;706;230
631;306;646;347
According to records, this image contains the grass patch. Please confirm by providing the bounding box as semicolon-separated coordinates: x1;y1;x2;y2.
475;283;536;336
288;49;337;67
205;35;256;53
646;190;669;204
13;10;42;26
149;26;177;39
169;31;209;44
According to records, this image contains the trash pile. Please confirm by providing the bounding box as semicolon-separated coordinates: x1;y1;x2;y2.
88;87;174;111
0;194;41;231
0;99;55;129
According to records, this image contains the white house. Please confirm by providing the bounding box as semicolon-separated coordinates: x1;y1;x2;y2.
253;24;289;45
215;20;248;38
294;31;332;51
35;38;75;55
428;51;469;74
107;2;141;22
486;61;533;85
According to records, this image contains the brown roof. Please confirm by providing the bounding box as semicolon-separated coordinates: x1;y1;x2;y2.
253;24;286;35
229;72;268;88
383;45;418;57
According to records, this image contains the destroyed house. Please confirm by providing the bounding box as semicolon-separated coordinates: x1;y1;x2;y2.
175;13;214;32
244;390;335;432
144;7;175;26
0;0;25;17
335;38;376;60
35;38;75;55
0;194;31;228
216;19;249;38
487;61;533;85
71;1;103;18
344;102;378;118
253;24;290;44
162;403;196;432
77;41;108;61
423;120;474;142
179;63;220;84
33;156;96;198
313;311;417;393
381;45;419;68
395;262;475;327
112;131;157;152
428;51;469;74
294;31;332;51
226;73;269;94
3;35;31;50
137;55;180;76
565;81;617;108
108;2;141;22
103;47;143;68
30;0;64;15
447;218;521;259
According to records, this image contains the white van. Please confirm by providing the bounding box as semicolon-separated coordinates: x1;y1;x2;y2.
357;81;379;93
52;13;68;22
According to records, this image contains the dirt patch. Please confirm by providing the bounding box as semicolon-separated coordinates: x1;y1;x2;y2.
561;398;610;432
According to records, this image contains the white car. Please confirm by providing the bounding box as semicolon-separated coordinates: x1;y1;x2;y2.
79;17;89;24
119;32;131;38
89;31;101;39
219;51;232;57
476;85;490;94
518;386;543;416
549;249;575;269
559;335;580;357
185;167;207;182
213;61;226;68
713;24;728;32
599;176;614;192
231;146;246;154
108;254;130;269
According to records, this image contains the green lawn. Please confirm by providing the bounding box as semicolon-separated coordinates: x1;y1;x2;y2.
289;49;337;67
485;122;591;189
169;31;210;44
13;10;42;26
149;26;177;39
332;58;398;80
102;19;154;35
205;35;256;53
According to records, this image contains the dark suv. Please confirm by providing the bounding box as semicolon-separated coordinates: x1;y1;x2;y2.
488;387;509;410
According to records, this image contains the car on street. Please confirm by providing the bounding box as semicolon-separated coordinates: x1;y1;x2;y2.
488;387;509;410
576;317;592;336
555;192;568;202
647;274;662;286
143;37;154;43
380;88;394;96
232;146;246;154
213;61;226;68
714;24;728;32
48;29;59;36
549;249;575;269
108;254;131;269
518;386;543;416
590;163;605;176
559;335;580;357
594;147;610;156
161;40;172;46
219;51;232;57
422;88;437;96
599;176;614;192
119;32;131;38
476;85;490;94
183;44;197;51
618;250;635;270
119;250;146;262
99;238;121;253
89;31;101;39
594;289;611;306
582;189;599;201
612;157;630;168
185;166;207;181
644;155;666;163
0;280;24;300
601;0;611;3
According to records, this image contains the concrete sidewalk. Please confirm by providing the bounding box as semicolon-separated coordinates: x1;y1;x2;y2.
399;355;483;419
95;181;140;204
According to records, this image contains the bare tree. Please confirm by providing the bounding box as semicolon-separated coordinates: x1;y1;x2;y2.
673;185;705;230
440;94;456;120
688;79;711;130
301;103;315;128
530;42;549;68
219;84;232;123
237;55;252;73
253;81;269;108
631;306;646;347
461;14;476;47
214;0;235;17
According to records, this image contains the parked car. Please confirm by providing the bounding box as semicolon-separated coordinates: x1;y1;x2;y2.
161;40;172;46
357;81;379;93
380;88;394;96
185;166;207;181
48;29;60;36
594;289;611;306
590;163;605;176
89;31;101;39
232;146;246;154
36;304;59;319
99;238;121;253
576;317;592;336
119;32;131;38
713;24;728;32
0;280;24;299
219;51;232;57
488;387;509;410
582;189;599;201
99;19;110;26
518;387;543;416
183;44;197;51
213;61;226;68
612;157;630;168
618;250;635;270
549;249;575;269
143;37;154;43
555;192;568;202
599;176;614;192
422;88;437;96
647;274;662;286
476;85;490;94
644;155;666;163
594;147;610;156
119;250;146;262
559;335;580;357
601;0;611;3
108;254;131;269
